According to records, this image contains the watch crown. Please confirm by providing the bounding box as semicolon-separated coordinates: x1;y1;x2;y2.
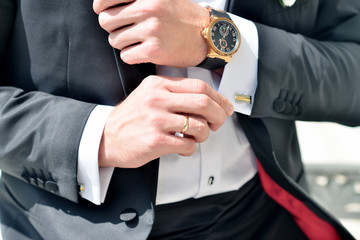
201;29;207;38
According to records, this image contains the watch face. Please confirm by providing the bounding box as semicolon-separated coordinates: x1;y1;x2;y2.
210;19;240;55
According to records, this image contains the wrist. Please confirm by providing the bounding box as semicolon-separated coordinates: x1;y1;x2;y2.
195;6;211;66
200;5;211;29
98;133;107;167
214;67;224;75
197;7;241;70
98;107;117;168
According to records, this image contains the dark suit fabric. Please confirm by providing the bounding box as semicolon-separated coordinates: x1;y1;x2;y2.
0;0;359;239
148;175;307;240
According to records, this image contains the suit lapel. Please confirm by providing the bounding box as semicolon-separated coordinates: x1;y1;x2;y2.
112;48;156;97
225;0;231;11
236;113;352;239
112;48;159;203
227;0;266;22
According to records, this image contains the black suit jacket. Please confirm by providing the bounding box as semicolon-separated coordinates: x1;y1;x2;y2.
0;0;359;239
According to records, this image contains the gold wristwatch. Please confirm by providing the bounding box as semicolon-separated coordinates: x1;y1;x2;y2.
197;6;241;70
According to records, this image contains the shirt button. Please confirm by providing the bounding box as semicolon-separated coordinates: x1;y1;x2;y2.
208;176;215;186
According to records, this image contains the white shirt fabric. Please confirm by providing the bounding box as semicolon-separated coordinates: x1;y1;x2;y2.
77;0;259;205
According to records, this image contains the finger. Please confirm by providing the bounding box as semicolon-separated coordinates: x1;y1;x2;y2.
166;93;227;131
147;111;209;142
166;78;234;116
120;41;157;65
138;77;229;131
108;23;145;50
159;134;196;157
162;114;209;143
93;0;134;14
175;114;209;143
98;4;137;32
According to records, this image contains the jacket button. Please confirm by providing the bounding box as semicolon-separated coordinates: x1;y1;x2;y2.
120;208;138;222
37;178;45;188
283;103;293;114
273;99;286;113
44;181;58;192
279;0;296;8
29;177;37;186
297;106;303;116
290;105;299;116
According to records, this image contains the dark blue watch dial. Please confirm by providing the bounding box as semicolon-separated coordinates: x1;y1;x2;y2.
210;20;239;54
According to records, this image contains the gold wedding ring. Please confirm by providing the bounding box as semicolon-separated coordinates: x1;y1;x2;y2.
180;115;189;134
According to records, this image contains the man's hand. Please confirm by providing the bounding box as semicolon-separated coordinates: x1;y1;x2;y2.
93;0;210;68
98;75;233;168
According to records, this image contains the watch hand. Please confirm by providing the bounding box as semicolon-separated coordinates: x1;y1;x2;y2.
222;25;230;40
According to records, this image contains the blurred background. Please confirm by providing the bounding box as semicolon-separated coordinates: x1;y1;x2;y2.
297;121;360;239
0;121;359;239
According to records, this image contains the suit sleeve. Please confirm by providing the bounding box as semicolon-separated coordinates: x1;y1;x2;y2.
251;0;360;126
0;0;96;203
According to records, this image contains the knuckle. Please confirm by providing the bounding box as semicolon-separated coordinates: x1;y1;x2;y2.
197;94;210;110
120;51;137;65
144;93;161;108
214;113;227;130
183;142;196;156
195;80;208;94
220;112;227;124
98;12;110;30
148;113;163;128
195;121;210;142
108;34;118;48
143;40;162;60
142;76;153;87
145;18;162;36
218;95;226;109
141;1;163;16
215;112;226;128
143;75;163;88
142;75;155;85
147;133;166;149
92;1;101;14
195;119;206;133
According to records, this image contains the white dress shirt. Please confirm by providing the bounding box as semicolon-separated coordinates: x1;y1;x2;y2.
78;0;259;205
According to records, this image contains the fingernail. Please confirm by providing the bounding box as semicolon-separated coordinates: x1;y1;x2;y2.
226;104;234;116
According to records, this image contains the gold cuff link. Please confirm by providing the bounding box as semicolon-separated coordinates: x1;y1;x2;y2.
79;184;85;193
235;94;252;104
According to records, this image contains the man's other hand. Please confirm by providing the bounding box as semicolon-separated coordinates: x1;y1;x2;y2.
98;75;234;168
93;0;210;68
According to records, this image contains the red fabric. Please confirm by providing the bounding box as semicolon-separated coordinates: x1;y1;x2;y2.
257;160;341;240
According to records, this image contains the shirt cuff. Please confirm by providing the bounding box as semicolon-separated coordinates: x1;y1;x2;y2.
77;105;115;205
218;13;259;115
